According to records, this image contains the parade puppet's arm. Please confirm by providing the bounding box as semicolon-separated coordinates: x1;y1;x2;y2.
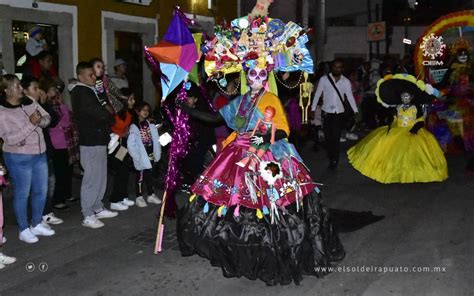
410;121;424;134
181;105;224;124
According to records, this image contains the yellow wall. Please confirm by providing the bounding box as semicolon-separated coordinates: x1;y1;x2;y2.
44;0;160;61
158;0;238;36
43;0;237;61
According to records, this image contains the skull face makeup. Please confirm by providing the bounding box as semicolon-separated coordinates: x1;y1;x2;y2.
247;66;268;91
457;50;468;64
401;92;413;105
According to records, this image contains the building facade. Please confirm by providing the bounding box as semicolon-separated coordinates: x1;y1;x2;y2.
0;0;237;105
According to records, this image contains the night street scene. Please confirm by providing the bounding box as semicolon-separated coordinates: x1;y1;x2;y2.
0;0;473;295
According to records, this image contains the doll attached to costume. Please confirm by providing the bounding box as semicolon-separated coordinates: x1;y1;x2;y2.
347;74;448;184
177;7;348;286
236;105;276;170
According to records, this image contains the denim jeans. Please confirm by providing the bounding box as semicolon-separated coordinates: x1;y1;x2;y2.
3;152;48;231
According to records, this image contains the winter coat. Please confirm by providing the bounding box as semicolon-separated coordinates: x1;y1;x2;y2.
0;97;51;154
49;103;73;149
127;121;161;171
71;83;115;146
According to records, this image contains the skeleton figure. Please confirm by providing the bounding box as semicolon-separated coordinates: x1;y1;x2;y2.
299;72;313;124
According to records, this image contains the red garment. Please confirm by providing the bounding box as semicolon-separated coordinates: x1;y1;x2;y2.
29;59;58;80
111;111;132;138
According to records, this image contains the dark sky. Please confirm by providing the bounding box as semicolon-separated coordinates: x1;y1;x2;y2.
383;0;473;25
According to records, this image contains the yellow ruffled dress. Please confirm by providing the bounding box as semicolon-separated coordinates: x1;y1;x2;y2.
348;105;448;183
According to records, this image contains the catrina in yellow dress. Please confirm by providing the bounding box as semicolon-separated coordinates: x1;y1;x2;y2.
348;103;448;184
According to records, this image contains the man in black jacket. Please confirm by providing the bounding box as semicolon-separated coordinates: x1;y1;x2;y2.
71;62;117;229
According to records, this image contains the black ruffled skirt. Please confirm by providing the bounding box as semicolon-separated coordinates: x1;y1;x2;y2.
177;191;345;286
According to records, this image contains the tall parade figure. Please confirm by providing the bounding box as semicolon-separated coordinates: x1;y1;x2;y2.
176;3;346;285
348;74;448;184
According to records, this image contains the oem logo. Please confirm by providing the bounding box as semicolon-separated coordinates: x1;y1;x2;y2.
422;60;444;66
420;33;446;66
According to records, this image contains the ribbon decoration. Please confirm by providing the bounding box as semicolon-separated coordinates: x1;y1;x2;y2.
155;83;191;254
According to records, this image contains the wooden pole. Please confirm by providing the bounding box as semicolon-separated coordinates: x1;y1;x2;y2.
154;190;168;254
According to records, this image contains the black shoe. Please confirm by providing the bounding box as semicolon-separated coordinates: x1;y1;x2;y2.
66;197;79;202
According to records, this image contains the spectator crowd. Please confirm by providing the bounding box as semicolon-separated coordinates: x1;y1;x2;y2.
0;24;468;270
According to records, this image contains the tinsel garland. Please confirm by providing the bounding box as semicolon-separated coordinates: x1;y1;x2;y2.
144;6;196;218
163;84;191;217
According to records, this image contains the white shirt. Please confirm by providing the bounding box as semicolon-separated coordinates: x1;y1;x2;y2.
311;73;358;114
26;38;47;57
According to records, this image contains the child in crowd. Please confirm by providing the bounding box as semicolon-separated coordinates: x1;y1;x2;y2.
90;58;126;114
127;102;161;207
47;81;79;212
0;163;16;269
24;51;58;90
25;26;48;58
72;62;117;229
108;88;136;211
